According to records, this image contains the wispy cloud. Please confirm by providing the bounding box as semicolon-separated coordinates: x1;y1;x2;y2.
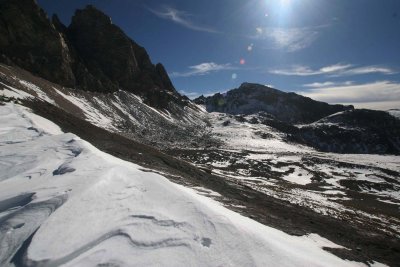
299;81;400;110
303;81;354;88
170;62;234;78
253;26;323;52
270;63;396;77
270;63;351;76
333;66;395;76
148;6;218;33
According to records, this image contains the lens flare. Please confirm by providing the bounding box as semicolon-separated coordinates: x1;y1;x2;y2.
280;0;291;6
231;73;237;80
240;59;246;65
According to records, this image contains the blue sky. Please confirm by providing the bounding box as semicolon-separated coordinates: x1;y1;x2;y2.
38;0;400;110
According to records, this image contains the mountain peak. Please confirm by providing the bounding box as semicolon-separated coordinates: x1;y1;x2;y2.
238;82;279;94
0;0;76;86
0;0;183;110
196;83;353;123
72;5;113;27
239;82;262;88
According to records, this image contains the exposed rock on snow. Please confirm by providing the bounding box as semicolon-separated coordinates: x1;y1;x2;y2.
299;109;400;154
196;84;400;155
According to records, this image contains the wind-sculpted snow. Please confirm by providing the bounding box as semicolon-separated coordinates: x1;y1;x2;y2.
0;103;373;266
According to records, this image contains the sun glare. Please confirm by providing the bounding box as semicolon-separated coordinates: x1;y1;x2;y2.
280;0;291;6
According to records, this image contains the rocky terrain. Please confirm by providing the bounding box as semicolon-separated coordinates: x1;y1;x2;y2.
299;109;400;154
0;63;212;149
0;0;184;109
0;0;399;266
194;82;354;124
197;84;400;155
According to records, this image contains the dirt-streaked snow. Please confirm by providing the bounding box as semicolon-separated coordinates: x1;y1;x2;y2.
208;112;314;153
0;103;372;266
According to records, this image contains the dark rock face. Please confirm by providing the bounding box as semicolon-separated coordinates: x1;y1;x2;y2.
240;109;400;155
0;0;75;86
196;83;399;154
67;5;174;95
0;0;180;108
195;83;353;124
299;109;400;154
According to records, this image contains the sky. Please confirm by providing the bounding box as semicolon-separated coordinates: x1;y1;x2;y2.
38;0;400;110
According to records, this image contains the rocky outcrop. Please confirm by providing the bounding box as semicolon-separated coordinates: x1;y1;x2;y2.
195;83;353;124
299;109;400;154
0;0;180;109
67;5;174;95
0;0;75;86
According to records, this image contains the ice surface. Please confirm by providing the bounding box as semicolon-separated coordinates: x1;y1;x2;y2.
0;103;371;266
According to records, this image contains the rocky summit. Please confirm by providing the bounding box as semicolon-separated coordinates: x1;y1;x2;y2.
0;0;182;109
195;82;354;124
0;0;75;86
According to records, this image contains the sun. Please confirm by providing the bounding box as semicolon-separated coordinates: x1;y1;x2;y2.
280;0;291;6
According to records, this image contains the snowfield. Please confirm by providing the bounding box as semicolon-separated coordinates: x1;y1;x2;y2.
0;103;377;266
178;111;400;239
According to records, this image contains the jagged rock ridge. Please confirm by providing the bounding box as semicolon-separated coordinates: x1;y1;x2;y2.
0;0;75;86
0;0;181;108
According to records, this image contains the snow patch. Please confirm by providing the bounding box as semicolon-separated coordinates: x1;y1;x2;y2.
18;80;55;104
282;167;313;185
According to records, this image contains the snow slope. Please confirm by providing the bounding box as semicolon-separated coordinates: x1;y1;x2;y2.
208;112;312;153
0;103;371;266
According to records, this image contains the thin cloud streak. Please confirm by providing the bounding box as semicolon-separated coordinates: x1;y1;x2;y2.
299;80;400;110
148;6;218;33
332;66;396;76
253;25;326;52
270;64;396;77
270;63;351;76
170;62;235;78
303;81;354;88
